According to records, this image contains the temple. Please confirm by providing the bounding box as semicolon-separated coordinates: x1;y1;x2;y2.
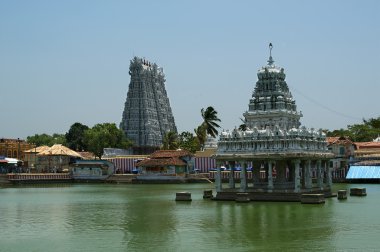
213;44;334;201
120;57;177;154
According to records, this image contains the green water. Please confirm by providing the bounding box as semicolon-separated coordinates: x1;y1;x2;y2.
0;183;379;252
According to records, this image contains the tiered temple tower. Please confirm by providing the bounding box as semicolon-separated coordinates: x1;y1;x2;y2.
120;57;177;154
214;44;333;201
243;44;302;130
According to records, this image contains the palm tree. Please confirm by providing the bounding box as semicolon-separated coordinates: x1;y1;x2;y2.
162;131;179;150
201;106;221;138
195;106;221;150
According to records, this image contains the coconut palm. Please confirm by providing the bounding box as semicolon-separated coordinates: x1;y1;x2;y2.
201;106;221;138
195;106;221;150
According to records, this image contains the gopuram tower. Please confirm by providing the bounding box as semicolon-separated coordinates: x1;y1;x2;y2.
214;44;333;201
120;57;177;154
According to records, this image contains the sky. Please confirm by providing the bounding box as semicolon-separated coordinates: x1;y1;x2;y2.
1;0;379;139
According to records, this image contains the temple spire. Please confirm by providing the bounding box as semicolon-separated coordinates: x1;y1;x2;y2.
268;43;274;66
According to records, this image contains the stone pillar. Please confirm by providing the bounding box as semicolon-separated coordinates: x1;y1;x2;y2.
326;160;332;188
228;161;235;189
304;160;312;191
240;161;248;192
215;161;223;192
317;160;323;190
268;162;274;192
294;159;301;193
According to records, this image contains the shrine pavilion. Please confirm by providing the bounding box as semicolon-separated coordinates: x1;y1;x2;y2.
213;44;334;201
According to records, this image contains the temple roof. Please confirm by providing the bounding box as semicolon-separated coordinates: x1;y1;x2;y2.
136;149;193;167
136;157;186;167
150;149;193;158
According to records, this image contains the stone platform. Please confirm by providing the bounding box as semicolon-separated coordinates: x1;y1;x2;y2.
213;188;334;202
175;192;192;201
350;188;367;196
301;194;325;204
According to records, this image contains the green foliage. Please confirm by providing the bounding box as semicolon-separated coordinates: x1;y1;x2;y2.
27;133;66;146
84;123;132;159
178;131;200;153
162;131;179;150
325;128;351;138
65;122;89;151
347;118;380;142
194;124;207;151
326;116;380;142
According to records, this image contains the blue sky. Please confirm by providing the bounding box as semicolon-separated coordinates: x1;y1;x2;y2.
1;0;379;139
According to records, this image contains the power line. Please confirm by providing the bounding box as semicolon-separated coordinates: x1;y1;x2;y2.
291;87;362;121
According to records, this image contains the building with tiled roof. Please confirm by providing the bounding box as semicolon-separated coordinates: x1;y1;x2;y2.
24;144;82;172
136;149;194;177
353;141;380;164
347;139;380;180
326;136;354;179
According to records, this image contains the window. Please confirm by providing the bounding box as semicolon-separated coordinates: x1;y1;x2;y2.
339;147;345;156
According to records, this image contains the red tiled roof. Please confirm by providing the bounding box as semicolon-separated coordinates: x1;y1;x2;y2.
326;137;340;145
136;157;186;167
149;149;193;158
326;136;353;146
354;142;380;149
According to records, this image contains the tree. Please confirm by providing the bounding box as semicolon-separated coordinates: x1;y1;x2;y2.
363;117;380;129
341;117;380;141
27;133;66;146
201;106;221;138
84;123;132;159
65;122;89;151
325;128;351;138
195;106;221;150
194;124;207;151
52;133;67;145
178;131;199;153
326;116;380;142
162;131;179;150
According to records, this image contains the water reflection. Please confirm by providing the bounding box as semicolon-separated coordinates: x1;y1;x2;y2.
0;184;380;251
119;197;178;250
210;201;333;251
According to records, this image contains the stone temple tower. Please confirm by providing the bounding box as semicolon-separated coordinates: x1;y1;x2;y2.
120;57;177;154
243;43;303;130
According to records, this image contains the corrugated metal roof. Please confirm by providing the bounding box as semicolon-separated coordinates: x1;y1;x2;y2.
346;166;380;179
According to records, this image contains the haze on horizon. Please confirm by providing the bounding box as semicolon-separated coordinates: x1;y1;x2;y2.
1;0;379;139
